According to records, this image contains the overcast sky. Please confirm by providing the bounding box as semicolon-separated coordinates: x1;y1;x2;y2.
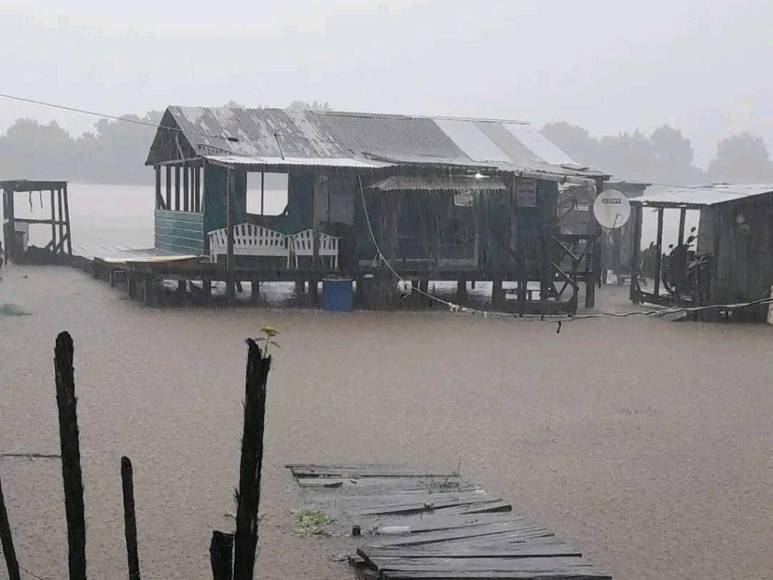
1;0;771;166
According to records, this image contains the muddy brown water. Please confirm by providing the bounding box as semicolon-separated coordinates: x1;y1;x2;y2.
1;266;771;580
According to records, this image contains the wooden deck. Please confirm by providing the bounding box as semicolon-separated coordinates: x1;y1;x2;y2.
287;464;611;580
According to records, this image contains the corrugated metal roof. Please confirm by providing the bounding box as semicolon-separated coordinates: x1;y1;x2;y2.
633;183;773;207
369;175;506;193
162;106;607;179
204;155;389;169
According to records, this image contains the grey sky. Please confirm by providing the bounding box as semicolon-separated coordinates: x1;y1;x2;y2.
1;0;771;166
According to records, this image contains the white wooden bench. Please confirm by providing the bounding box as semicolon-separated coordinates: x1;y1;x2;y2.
288;229;340;269
208;224;290;265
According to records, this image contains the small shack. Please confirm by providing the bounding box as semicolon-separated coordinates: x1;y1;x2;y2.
629;183;773;319
1;179;72;263
144;106;609;312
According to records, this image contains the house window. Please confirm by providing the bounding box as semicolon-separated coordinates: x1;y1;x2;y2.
246;172;289;216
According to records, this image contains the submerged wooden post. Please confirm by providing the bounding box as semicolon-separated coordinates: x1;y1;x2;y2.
630;204;643;303
654;207;664;297
56;187;65;254
63;184;72;256
120;457;141;580
54;331;87;580
0;470;21;580
232;339;271;580
50;189;58;251
209;531;234;580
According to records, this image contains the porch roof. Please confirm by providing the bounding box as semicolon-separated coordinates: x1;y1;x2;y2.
369;174;507;193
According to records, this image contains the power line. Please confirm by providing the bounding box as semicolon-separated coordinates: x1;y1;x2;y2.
0;92;235;142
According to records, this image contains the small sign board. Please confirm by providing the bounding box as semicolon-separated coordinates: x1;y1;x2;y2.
593;189;631;229
453;192;473;207
516;179;537;207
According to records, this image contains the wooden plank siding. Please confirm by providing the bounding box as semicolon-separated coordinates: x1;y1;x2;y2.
154;209;205;255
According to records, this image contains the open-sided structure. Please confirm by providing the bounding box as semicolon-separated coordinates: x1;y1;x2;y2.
145;106;609;312
629;183;773;318
1;179;71;263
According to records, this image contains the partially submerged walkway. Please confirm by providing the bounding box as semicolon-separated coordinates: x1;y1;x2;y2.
288;464;611;579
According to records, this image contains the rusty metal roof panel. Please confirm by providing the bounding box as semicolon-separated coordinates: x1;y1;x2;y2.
170;106;346;159
311;111;470;162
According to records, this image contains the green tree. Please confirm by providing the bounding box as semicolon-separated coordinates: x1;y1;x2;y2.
707;133;773;183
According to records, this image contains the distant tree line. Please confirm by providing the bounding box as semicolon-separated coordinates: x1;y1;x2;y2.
543;122;773;185
0;105;771;185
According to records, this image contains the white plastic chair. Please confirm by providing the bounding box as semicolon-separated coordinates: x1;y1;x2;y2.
289;229;340;269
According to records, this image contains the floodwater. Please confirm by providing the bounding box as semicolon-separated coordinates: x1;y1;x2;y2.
0;266;772;580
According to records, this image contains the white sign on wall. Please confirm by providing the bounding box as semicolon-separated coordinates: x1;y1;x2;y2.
516;179;538;207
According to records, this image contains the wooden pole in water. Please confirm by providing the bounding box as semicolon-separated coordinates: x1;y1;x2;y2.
63;183;72;256
120;457;141;580
54;331;87;580
225;167;235;302
209;531;234;580
232;339;270;580
0;470;21;580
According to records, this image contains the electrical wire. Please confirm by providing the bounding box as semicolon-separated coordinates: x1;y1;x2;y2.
0;92;236;142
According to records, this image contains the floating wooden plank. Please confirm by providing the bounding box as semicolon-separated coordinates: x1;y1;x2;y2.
371;556;609;576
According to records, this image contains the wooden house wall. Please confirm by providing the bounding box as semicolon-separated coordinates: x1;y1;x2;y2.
154;209;204;254
202;165;247;234
710;194;773;304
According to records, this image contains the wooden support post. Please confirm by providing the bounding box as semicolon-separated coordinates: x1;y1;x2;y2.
585;235;596;309
50;189;57;251
456;276;468;304
63;184;72;255
203;279;212;304
260;172;265;215
225;168;235;303
654;207;664;297
233;339;270;580
120;457;141;580
165;166;172;210
155;166;163;209
194;165;201;213
250;275;260;305
0;470;21;580
677;207;686;247
491;276;504;307
57;188;65;254
54;331;87;580
541;225;553;306
630;204;643;303
174;165;181;211
183;163;190;212
594;178;606;288
210;531;234;580
310;176;321;305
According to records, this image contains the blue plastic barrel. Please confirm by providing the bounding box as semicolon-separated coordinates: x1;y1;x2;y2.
322;277;353;312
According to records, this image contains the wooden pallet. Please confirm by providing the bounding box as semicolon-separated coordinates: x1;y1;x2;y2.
287;464;611;580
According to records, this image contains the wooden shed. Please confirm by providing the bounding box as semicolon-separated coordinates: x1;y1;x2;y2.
144;106;608;312
629;184;773;319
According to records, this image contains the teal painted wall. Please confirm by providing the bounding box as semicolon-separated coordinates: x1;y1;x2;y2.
155;210;204;254
203;165;247;234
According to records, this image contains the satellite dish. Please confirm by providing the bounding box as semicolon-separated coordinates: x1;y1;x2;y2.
593;189;630;229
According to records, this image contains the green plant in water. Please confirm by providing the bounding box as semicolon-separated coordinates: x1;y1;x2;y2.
259;325;280;354
293;508;334;536
0;303;31;316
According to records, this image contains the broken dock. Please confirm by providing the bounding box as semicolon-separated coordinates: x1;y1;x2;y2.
287;463;611;580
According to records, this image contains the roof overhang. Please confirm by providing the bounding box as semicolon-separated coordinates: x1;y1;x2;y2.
369;175;507;193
